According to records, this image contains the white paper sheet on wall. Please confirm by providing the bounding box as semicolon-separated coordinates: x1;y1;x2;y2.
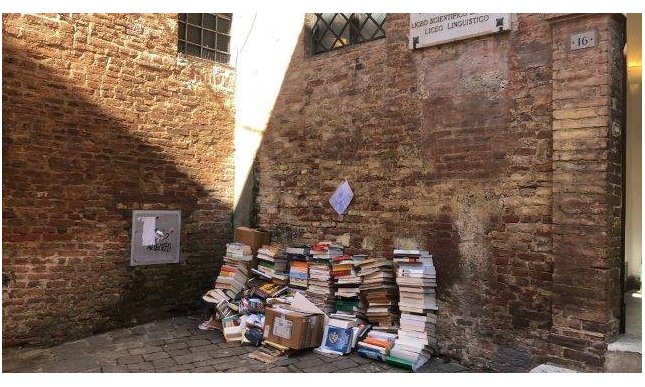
329;179;354;215
141;216;156;246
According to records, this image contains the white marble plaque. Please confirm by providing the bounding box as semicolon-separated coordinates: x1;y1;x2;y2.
570;31;596;50
410;13;511;49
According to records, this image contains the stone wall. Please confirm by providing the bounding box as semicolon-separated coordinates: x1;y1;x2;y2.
255;13;625;371
2;14;235;346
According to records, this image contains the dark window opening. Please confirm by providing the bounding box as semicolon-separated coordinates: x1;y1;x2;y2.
178;13;232;64
312;13;386;55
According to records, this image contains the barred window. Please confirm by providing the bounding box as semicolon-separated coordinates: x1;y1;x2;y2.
178;13;232;64
312;13;386;55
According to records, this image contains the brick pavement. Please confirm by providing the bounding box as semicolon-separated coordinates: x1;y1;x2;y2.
2;317;470;373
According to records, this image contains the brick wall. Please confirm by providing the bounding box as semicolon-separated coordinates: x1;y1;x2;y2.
549;13;626;370
2;14;234;346
255;13;625;371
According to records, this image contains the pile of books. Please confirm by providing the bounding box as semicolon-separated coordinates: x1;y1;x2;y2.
307;257;336;314
387;249;438;371
226;242;254;262
310;241;344;260
256;244;289;284
332;253;363;317
215;243;255;299
302;242;341;313
286;246;310;290
273;253;290;285
358;257;398;328
356;330;397;362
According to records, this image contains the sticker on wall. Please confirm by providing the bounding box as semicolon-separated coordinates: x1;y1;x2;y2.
329;179;354;215
140;216;157;246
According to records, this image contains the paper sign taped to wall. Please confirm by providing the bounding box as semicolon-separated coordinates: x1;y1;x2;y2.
329;179;354;215
140;216;156;246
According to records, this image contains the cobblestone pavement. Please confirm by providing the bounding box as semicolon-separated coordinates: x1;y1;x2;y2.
2;317;470;373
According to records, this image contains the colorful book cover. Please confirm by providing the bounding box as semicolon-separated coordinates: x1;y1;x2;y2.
321;325;354;354
357;348;387;362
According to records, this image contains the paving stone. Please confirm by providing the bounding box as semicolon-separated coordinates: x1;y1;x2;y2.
287;364;303;373
100;363;129;373
357;363;389;373
212;358;245;371
152;358;178;370
2;317;470;374
143;351;170;361
94;349;130;361
163;364;196;372
271;357;300;367
302;363;339;373
209;346;247;358
163;342;188;351
192;365;216;372
127;362;155;372
265;366;290;373
129;346;163;356
117;355;145;365
172;352;212;365
293;356;325;370
350;355;373;365
189;344;218;353
144;339;168;347
186;338;211;347
192;358;220;368
331;357;359;370
166;349;191;357
41;357;99;373
422;360;469;373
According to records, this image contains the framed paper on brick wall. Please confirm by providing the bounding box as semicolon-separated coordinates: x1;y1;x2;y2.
130;210;181;266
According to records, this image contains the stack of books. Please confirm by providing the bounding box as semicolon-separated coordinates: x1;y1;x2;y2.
358;257;398;328
356;330;398;362
256;244;289;284
272;253;290;285
332;254;363;317
306;255;336;314
310;241;344;260
215;257;250;299
286;246;310;290
387;249;438;372
226;242;254;262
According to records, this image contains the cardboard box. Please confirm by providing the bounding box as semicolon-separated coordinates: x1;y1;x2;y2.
234;227;270;256
263;306;325;350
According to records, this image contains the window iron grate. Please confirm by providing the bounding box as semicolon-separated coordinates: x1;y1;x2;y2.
312;13;386;54
178;13;232;64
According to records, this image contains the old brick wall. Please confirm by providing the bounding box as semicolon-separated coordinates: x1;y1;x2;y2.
255;13;625;371
549;13;626;370
2;14;234;346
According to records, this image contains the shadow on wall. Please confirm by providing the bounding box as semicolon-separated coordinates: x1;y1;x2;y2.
2;39;231;347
